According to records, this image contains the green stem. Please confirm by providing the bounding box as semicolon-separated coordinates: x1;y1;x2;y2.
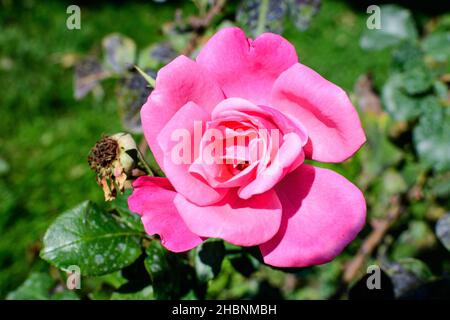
134;65;156;88
255;0;269;36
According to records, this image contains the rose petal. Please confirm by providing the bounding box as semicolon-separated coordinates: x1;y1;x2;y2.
197;27;298;105
128;176;203;252
157;101;227;206
259;164;366;267
141;55;224;169
238;132;305;199
270;63;366;162
174;189;282;247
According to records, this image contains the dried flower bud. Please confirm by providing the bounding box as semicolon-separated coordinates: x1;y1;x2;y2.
88;133;150;201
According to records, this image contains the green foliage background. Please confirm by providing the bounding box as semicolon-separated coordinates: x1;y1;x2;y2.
0;0;449;299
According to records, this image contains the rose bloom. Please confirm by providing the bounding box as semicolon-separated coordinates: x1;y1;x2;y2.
129;27;366;267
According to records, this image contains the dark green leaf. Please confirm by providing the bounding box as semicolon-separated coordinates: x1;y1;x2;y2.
229;253;260;277
382;258;434;298
381;73;422;121
428;172;450;198
360;5;418;51
236;0;287;38
144;241;172;299
195;240;225;282
116;69;155;134
391;42;423;72
74;57;106;100
391;221;436;260
51;290;80;300
348;269;394;300
113;189;144;232
436;214;450;251
413;98;450;172
359;113;403;187
7;272;80;300
422;32;450;62
97;271;128;290
40;201;142;276
401;63;433;95
137;42;177;70
6;272;54;300
144;241;198;299
102;33;136;74
110;285;154;300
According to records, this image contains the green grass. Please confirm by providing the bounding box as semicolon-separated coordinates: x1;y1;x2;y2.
0;0;392;297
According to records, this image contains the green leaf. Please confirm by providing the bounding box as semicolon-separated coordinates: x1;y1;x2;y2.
422;32;450;62
113;189;144;232
102;33;136;74
40;201;142;276
110;285;154;300
360;5;418;51
436;214;450;251
6;272;54;300
401;63;433;95
137;42;177;70
287;0;321;32
6;272;81;300
116;69;155;134
359;113;403;187
144;241;197;299
51;290;80;300
413;98;450;172
368;169;407;219
229;253;260;277
391;221;436;260
428;172;450;199
195;239;225;282
381;73;422;121
236;0;288;38
391;42;423;72
74;57;107;100
97;271;128;290
382;258;434;298
144;241;173;299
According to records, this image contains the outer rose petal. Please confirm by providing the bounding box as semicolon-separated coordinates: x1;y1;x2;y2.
270;63;366;162
128;176;203;252
174;189;282;247
259;164;366;267
157;101;227;206
196;27;298;105
141;55;224;169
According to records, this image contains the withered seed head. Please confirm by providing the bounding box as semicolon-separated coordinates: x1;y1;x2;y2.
88;136;119;173
87;133;148;201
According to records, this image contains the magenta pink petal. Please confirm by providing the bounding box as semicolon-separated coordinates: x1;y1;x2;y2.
259;164;366;267
270;63;366;163
157;101;227;206
128;176;203;252
174;189;283;247
141;55;224;169
196;27;298;105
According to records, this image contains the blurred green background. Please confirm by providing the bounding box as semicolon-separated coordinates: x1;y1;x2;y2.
1;0;449;299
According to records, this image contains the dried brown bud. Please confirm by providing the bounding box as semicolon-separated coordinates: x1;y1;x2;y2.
88;133;149;201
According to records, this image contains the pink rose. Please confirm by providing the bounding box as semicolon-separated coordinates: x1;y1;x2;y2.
128;27;366;267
